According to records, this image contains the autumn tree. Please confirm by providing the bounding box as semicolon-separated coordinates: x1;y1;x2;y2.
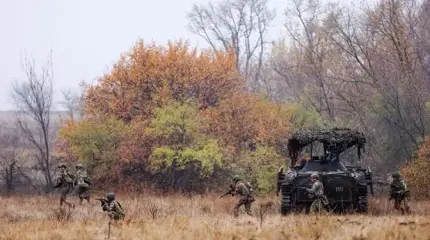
144;100;224;193
58;117;128;184
202;93;292;154
146;100;223;175
401;136;430;199
59;40;293;194
83;40;242;122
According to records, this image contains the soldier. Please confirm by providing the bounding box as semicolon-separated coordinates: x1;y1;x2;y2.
101;192;125;221
75;163;91;204
53;163;75;208
305;173;328;213
232;175;255;217
390;172;411;214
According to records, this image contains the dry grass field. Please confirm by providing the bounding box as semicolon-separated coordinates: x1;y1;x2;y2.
0;194;429;240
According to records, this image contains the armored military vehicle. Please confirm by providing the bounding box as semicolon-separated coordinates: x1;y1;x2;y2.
276;128;373;214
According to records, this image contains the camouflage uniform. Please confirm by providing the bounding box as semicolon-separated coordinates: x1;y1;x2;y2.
54;163;75;208
232;175;255;217
75;164;91;204
390;172;411;214
102;193;125;221
306;173;327;213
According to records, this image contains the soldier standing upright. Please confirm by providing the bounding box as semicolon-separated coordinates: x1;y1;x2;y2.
232;175;255;217
305;173;328;213
390;172;411;214
75;163;91;204
53;163;75;208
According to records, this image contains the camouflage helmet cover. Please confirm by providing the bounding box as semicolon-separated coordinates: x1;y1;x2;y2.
76;163;83;169
106;192;115;201
232;175;241;182
310;173;319;179
392;172;401;178
58;163;67;168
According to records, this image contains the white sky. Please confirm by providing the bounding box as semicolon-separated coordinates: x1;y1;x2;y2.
0;0;359;110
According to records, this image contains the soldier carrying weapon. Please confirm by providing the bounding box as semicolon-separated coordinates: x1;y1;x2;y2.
74;163;91;204
53;163;75;208
97;192;125;221
231;175;255;217
389;172;411;215
305;173;328;213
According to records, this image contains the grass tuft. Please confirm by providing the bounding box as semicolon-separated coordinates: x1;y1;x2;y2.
0;195;429;239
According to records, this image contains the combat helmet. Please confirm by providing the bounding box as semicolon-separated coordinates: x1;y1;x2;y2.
310;173;319;179
76;163;83;169
58;163;67;169
106;192;115;201
392;172;401;179
232;175;241;182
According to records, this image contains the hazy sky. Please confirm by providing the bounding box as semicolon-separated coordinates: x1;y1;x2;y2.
0;0;356;111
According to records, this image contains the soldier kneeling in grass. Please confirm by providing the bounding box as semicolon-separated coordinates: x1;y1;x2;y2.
98;192;125;221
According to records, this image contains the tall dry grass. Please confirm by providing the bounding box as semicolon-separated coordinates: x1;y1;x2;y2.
0;194;429;239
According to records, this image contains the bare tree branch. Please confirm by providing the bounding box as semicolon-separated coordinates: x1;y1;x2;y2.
11;52;55;189
187;0;275;91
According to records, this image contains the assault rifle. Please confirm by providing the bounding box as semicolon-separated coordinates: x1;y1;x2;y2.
96;198;110;211
389;190;410;201
220;185;235;198
298;185;310;191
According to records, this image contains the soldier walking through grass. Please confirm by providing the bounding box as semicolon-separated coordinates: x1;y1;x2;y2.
53;163;75;208
305;173;328;213
232;175;255;217
390;172;411;215
75;163;91;204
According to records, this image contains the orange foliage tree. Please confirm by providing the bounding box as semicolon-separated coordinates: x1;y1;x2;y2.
201;93;292;155
58;39;292;193
401;137;430;199
84;40;243;122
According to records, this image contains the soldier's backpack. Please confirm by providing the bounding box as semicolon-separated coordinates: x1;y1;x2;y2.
244;181;254;193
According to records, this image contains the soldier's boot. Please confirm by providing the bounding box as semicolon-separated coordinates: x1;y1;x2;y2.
404;204;411;215
245;202;253;216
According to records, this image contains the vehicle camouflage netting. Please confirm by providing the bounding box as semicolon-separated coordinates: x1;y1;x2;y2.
287;128;366;167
